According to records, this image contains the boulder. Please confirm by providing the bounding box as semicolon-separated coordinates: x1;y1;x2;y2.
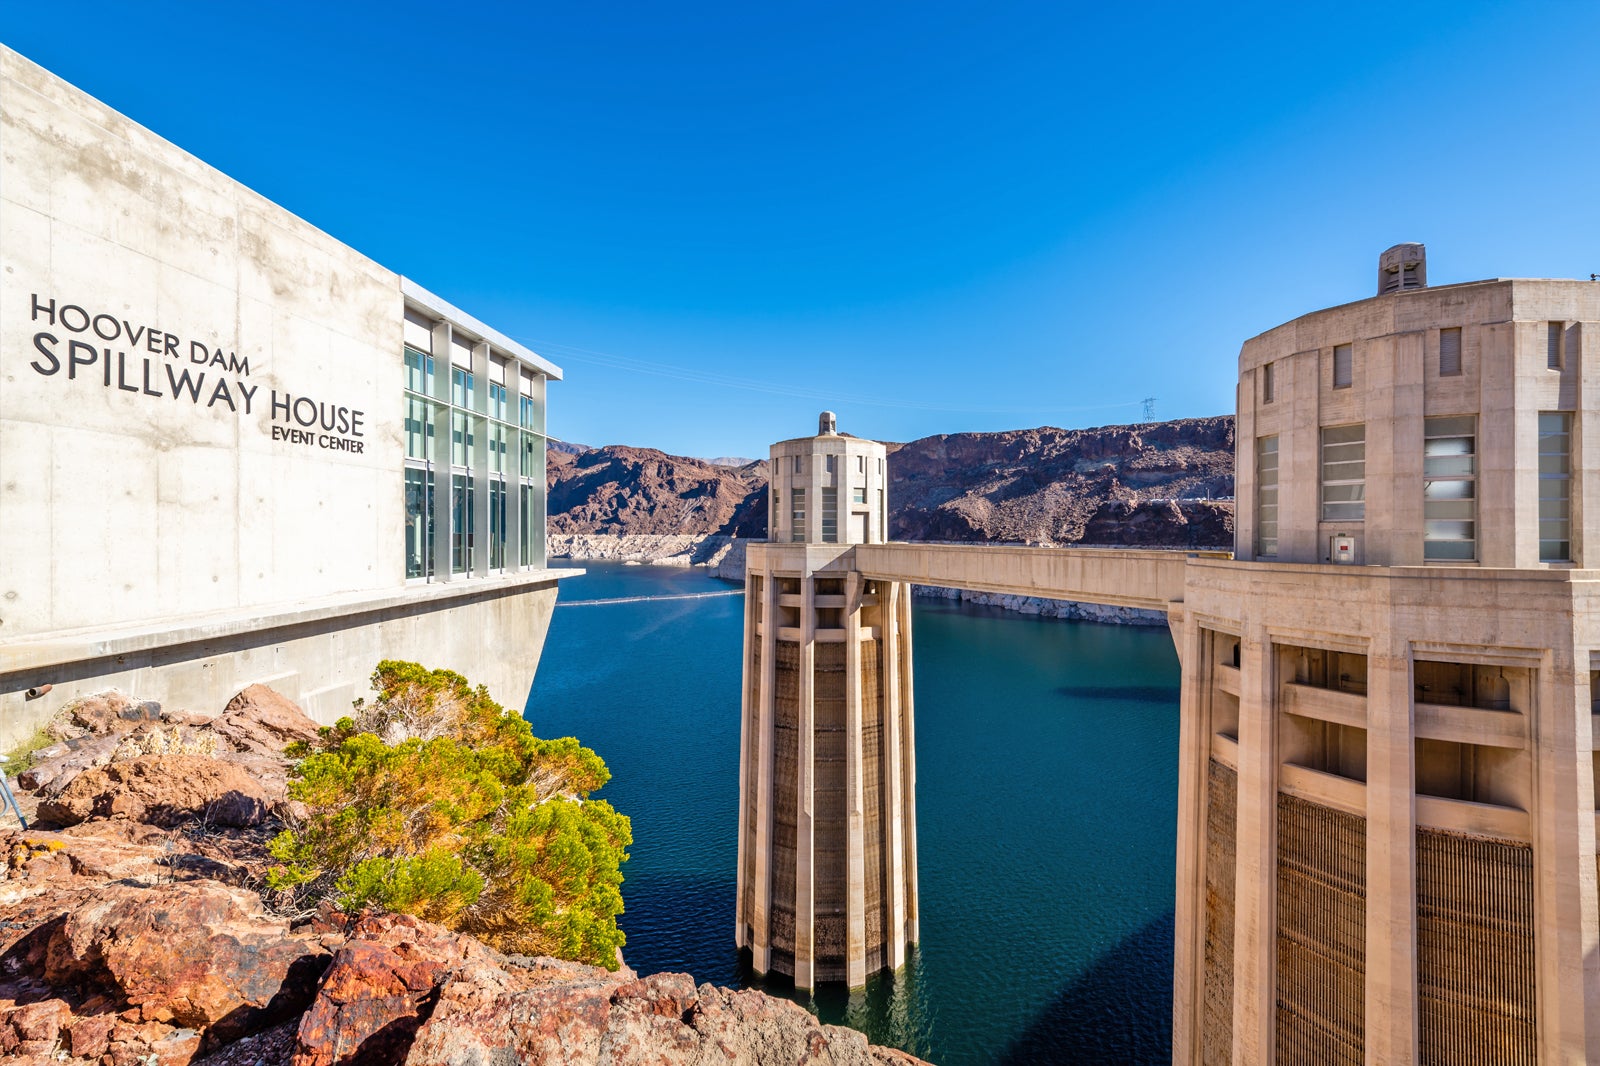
48;691;139;741
212;686;320;756
405;959;908;1066
37;755;272;829
290;911;494;1066
0;998;73;1058
42;881;327;1044
18;732;126;796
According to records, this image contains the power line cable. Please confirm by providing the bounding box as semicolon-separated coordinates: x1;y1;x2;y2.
515;335;1149;417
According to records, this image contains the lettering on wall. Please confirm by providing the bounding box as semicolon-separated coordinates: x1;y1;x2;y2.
24;294;367;454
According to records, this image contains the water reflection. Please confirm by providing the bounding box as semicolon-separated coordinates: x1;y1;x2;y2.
742;948;937;1064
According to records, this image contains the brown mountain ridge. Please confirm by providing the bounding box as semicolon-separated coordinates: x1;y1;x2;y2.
546;416;1235;549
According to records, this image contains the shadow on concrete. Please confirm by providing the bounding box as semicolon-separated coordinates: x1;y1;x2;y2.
996;909;1174;1065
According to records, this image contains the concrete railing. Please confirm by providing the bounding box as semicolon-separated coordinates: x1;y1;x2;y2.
850;542;1230;613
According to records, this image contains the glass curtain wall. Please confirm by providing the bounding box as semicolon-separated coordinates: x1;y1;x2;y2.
406;319;548;580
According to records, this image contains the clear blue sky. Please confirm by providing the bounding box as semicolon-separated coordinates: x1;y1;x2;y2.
6;3;1599;457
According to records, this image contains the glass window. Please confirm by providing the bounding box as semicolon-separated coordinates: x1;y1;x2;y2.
1423;416;1476;561
404;396;437;461
1256;436;1278;556
794;455;802;475
852;486;866;505
452;473;475;573
1548;323;1564;370
489;381;508;422
1540;412;1572;561
520;483;541;566
404;468;433;578
488;423;508;475
450;411;474;467
520;432;542;478
825;455;836;474
1262;362;1275;405
821;488;838;542
1321;424;1365;521
451;366;473;408
791;488;806;543
404;346;435;396
489;479;506;570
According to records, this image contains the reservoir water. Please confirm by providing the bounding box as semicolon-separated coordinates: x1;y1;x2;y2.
527;562;1178;1065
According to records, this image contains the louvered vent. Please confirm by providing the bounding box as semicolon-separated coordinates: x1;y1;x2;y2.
1439;328;1462;376
1333;344;1353;389
1378;243;1427;295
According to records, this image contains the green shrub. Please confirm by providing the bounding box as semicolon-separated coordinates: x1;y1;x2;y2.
268;661;631;968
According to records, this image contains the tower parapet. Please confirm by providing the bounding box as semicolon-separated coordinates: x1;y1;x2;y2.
768;414;890;545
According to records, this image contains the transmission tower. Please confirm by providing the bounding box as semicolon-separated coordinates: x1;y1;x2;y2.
1141;397;1157;422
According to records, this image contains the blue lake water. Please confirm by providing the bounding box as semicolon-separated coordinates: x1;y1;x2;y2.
526;561;1178;1065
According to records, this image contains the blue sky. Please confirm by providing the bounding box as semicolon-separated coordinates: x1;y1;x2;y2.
6;3;1599;457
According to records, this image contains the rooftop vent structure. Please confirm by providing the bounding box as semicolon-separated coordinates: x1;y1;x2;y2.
1379;243;1427;295
819;410;837;435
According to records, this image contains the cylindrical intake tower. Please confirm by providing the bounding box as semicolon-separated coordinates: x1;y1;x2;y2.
736;415;918;990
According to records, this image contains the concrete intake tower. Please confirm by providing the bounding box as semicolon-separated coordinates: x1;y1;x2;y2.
735;413;919;989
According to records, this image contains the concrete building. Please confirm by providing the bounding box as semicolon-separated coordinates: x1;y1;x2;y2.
0;46;567;743
739;248;1600;1066
736;413;919;989
1172;245;1600;1064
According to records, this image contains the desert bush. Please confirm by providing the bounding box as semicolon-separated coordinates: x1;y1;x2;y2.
268;661;630;967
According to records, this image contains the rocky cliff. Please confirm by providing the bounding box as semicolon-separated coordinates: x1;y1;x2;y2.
547;447;768;538
548;417;1234;550
886;416;1234;547
0;689;926;1066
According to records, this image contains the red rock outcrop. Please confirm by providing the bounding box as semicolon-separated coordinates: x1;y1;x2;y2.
1;685;930;1066
38;756;272;829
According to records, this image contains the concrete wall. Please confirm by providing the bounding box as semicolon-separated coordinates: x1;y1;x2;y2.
0;575;559;735
1235;278;1599;568
769;432;889;545
1170;559;1600;1064
0;47;568;742
1;46;407;637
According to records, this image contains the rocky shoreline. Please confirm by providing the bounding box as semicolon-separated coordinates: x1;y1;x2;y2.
549;534;1171;625
910;585;1168;626
0;686;926;1065
547;533;748;582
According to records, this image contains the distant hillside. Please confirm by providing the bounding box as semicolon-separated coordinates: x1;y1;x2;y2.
546;417;1234;549
889;416;1234;548
546;446;768;537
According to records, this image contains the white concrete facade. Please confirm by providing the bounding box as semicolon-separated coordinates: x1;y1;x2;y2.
0;47;567;739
